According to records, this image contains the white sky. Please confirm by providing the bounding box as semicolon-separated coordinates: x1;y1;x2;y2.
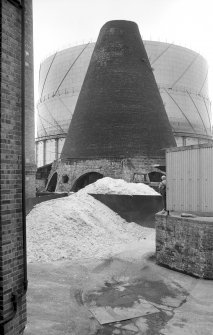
33;0;213;104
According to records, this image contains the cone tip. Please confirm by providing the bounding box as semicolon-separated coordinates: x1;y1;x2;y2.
100;19;139;31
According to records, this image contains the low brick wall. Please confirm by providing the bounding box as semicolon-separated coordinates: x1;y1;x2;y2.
156;213;213;279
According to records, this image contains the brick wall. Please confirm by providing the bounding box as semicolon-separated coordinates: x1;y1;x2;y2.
156;213;213;279
0;0;33;333
47;155;166;192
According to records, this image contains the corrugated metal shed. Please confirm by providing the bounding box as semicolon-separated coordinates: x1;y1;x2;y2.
166;143;213;213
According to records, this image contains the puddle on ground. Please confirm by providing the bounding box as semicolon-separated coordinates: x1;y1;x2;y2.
85;270;189;335
85;276;188;308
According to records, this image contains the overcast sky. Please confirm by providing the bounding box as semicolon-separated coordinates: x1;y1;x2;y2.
33;0;213;104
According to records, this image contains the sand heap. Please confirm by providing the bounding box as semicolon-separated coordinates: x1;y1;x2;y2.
78;177;159;195
27;178;156;263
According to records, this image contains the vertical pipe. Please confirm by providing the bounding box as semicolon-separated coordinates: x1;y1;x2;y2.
21;0;28;292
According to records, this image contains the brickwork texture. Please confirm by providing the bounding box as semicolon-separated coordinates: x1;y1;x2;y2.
53;20;175;193
47;156;166;192
156;213;213;279
0;0;34;333
61;20;175;160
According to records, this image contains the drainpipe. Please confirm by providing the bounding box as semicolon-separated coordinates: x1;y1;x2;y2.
0;0;27;329
21;0;28;293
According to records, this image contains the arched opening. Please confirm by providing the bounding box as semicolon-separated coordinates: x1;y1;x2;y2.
46;172;58;192
72;172;103;192
148;171;165;191
148;171;164;183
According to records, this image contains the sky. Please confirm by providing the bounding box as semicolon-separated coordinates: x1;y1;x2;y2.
32;0;213;105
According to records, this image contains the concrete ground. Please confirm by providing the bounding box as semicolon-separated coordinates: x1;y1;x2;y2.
24;237;213;335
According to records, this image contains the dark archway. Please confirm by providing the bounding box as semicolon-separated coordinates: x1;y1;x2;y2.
148;171;165;191
46;172;58;192
148;171;164;183
72;172;103;192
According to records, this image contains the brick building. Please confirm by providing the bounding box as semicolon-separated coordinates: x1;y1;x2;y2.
0;0;35;334
46;20;176;193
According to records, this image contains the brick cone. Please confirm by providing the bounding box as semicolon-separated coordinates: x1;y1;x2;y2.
61;20;176;159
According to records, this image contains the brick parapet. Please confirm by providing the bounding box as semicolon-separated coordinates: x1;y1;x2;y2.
155;213;213;278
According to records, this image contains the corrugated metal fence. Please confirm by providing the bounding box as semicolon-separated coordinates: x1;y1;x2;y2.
166;144;213;213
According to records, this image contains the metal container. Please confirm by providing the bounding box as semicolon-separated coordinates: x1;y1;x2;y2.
90;194;163;228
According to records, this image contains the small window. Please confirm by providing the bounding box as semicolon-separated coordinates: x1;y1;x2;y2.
62;175;69;183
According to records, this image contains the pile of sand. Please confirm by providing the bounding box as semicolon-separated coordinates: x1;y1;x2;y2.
27;191;154;263
27;178;157;263
78;177;159;195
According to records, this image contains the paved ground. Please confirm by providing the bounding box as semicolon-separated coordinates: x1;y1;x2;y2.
24;237;213;335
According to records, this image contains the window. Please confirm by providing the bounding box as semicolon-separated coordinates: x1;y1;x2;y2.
62;175;69;183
